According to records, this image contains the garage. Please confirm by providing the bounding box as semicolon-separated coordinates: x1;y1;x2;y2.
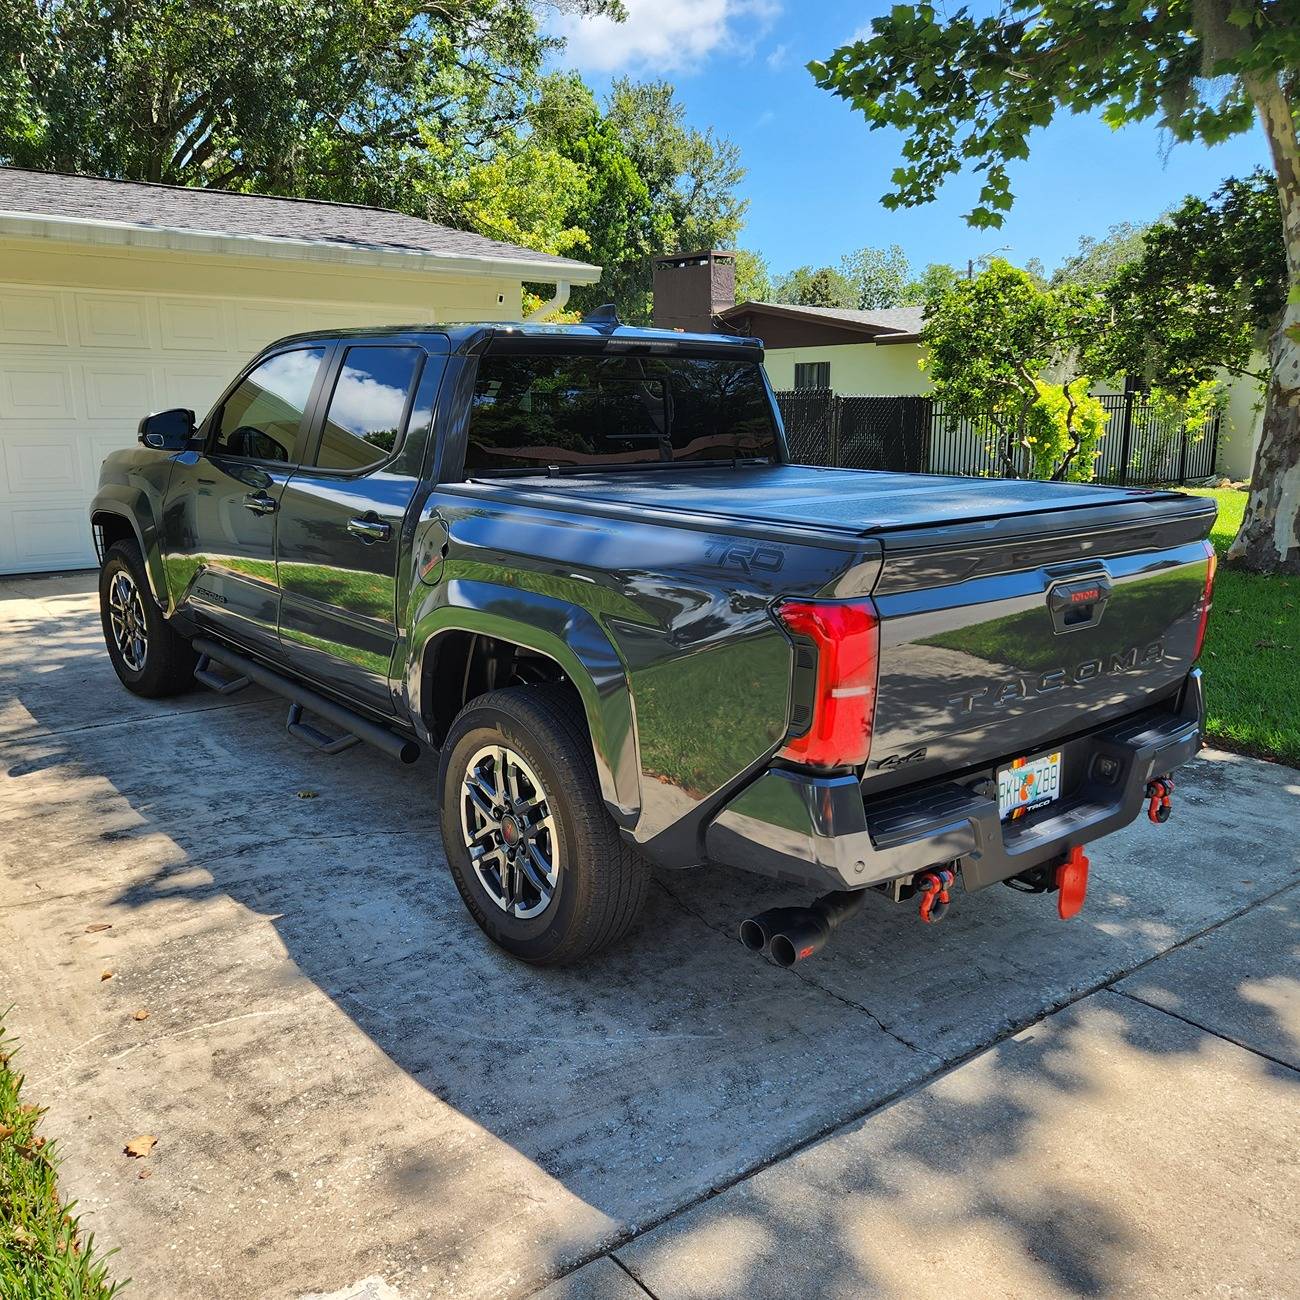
0;167;599;574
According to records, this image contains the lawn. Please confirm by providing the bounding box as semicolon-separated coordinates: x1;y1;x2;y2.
1185;487;1300;768
0;1017;123;1298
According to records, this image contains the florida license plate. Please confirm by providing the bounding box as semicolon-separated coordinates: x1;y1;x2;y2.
998;751;1063;821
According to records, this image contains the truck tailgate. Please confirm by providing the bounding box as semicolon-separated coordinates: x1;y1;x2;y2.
863;500;1216;790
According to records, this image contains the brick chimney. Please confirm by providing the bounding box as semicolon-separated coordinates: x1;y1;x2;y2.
651;250;736;333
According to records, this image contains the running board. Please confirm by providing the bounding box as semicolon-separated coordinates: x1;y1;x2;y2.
191;637;421;765
286;702;361;755
194;653;251;695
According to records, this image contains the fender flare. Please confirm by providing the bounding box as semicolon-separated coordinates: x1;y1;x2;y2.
88;487;168;607
408;580;641;824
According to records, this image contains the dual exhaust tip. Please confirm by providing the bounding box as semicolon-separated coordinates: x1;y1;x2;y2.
739;890;868;967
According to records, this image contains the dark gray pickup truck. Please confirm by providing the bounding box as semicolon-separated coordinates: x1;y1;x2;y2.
91;316;1217;965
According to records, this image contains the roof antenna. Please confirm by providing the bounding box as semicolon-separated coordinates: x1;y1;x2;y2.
583;304;621;332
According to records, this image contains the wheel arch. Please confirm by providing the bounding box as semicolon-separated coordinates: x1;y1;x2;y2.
90;488;167;607
409;583;640;824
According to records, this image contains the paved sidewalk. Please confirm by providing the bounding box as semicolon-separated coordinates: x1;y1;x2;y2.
1;572;1297;1299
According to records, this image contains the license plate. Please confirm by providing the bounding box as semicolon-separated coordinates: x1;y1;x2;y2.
998;751;1063;821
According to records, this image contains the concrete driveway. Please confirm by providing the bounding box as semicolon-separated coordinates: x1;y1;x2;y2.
1;572;1297;1300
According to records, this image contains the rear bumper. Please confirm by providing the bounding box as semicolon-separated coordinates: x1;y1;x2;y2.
705;670;1204;893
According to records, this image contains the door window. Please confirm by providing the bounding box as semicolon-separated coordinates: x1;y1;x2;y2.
211;348;326;462
313;346;424;473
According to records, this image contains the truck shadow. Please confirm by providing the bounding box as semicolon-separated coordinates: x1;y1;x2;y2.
2;575;1298;1299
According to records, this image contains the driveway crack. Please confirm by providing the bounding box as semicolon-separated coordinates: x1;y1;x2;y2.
653;877;924;1054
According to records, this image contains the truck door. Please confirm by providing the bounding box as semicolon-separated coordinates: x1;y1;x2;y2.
161;345;328;655
274;340;447;714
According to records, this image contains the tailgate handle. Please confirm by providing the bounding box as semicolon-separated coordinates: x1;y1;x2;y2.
1047;574;1111;633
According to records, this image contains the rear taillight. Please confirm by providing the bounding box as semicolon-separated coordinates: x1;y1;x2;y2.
776;598;880;768
1194;541;1217;660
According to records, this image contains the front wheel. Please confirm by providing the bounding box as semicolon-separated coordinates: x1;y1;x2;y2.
437;683;649;965
99;540;197;697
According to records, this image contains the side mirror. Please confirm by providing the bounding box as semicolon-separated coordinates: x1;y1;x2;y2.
138;408;195;451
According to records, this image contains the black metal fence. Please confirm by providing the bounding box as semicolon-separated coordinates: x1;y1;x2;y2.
775;389;1220;485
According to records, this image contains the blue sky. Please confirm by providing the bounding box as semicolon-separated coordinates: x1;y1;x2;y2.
549;0;1271;278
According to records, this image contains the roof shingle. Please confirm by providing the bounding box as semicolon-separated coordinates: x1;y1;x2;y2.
0;167;598;275
731;302;926;337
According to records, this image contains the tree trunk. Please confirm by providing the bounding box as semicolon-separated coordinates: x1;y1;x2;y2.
1229;70;1300;573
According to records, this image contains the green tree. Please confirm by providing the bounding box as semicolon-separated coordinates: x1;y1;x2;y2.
922;260;1109;481
838;244;914;309
589;78;746;322
733;248;774;303
903;262;962;307
0;0;620;208
1054;220;1156;288
811;1;1300;573
455;73;747;323
1099;171;1285;391
772;264;858;308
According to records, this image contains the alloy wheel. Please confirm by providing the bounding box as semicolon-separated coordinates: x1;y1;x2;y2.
459;744;560;919
108;569;148;672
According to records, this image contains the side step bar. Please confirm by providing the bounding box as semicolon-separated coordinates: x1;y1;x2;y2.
191;637;421;766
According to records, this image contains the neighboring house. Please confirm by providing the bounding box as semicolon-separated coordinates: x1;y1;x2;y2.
717;302;929;397
0;167;600;574
652;251;1263;481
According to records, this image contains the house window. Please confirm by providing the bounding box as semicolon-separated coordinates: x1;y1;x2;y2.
794;361;830;390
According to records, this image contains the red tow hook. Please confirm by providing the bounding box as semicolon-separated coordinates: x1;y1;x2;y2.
1146;775;1175;824
917;868;956;924
1056;846;1090;919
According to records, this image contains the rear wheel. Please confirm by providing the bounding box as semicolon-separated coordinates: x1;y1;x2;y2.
99;540;196;697
437;683;649;965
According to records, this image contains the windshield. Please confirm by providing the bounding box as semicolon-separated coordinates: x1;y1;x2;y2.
465;353;780;473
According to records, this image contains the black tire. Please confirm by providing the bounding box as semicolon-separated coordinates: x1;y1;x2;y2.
99;539;197;698
437;683;649;965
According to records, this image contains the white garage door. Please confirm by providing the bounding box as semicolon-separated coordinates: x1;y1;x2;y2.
0;282;434;575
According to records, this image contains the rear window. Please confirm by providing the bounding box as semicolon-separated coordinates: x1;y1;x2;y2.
465;353;779;473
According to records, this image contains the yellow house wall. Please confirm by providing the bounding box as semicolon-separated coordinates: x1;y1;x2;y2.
0;235;521;572
762;335;1266;483
762;342;930;395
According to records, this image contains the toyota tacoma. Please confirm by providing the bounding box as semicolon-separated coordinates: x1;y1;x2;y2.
90;315;1217;965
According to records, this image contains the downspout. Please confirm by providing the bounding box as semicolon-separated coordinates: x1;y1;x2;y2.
524;280;571;322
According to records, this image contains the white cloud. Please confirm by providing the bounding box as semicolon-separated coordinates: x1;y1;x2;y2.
553;0;780;74
328;364;410;436
765;42;788;69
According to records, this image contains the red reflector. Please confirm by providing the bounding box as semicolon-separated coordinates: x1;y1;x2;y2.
1193;541;1217;661
777;598;880;768
1056;846;1089;920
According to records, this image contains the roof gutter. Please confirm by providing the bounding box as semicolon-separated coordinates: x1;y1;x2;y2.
524;280;572;322
0;209;603;285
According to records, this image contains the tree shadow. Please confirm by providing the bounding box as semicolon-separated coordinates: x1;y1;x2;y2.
2;574;1298;1300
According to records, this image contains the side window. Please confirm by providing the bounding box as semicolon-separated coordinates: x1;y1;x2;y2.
313;346;423;473
211;348;325;462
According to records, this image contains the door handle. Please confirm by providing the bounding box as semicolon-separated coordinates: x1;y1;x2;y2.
243;492;277;515
347;517;391;543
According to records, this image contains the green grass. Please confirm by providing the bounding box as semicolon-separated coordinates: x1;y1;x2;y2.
0;1017;124;1299
1185;488;1300;767
632;635;790;798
